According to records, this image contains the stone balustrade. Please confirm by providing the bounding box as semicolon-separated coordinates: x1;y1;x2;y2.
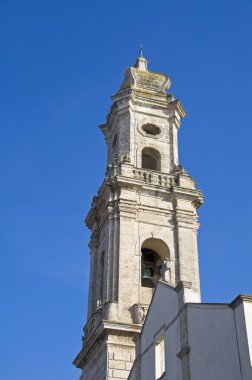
132;168;171;187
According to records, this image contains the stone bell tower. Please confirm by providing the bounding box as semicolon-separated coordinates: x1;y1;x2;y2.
73;55;203;380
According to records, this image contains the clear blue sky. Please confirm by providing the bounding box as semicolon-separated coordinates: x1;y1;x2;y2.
1;0;252;379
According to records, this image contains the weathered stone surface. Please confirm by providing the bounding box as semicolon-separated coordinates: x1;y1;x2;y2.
74;56;203;379
112;369;130;379
109;360;125;370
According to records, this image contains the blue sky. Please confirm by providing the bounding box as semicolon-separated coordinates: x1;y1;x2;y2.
1;0;252;379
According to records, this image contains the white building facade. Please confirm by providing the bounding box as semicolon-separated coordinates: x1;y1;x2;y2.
128;281;252;380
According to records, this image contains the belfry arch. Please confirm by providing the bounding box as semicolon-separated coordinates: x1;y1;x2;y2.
141;238;170;288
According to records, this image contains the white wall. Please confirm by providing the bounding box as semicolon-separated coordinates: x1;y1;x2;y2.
187;304;241;380
233;299;252;380
244;301;252;366
129;282;182;380
129;284;252;380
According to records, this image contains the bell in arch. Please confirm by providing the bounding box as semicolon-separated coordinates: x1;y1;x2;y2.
142;267;152;279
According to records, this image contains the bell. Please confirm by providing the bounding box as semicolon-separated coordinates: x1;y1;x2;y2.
143;268;152;279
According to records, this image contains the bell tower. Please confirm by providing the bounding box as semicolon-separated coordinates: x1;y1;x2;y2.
74;56;203;380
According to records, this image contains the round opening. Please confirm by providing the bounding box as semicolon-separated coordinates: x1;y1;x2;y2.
142;124;161;136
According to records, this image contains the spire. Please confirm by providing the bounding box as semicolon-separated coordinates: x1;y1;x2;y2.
139;44;143;58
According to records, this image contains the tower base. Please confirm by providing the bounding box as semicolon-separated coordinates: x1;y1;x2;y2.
74;321;141;380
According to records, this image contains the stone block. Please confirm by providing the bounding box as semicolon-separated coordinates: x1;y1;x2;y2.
112;369;130;379
113;351;131;362
126;361;133;371
109;360;125;370
108;351;114;360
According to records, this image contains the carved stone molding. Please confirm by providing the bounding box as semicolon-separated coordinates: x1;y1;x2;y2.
82;310;102;345
133;168;171;187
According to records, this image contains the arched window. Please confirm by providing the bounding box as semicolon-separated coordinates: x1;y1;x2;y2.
141;238;170;288
142;147;161;171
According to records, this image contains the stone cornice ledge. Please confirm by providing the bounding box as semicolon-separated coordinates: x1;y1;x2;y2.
168;99;186;120
116;175;171;193
172;186;204;208
102;320;142;334
229;294;252;309
73;320;141;368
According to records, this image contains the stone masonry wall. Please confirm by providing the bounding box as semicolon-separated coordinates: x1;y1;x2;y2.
107;333;136;380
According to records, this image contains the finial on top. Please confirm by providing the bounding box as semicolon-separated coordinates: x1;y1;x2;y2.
139;44;143;58
134;44;148;71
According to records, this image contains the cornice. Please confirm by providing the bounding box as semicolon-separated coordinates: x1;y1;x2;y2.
85;168;203;230
171;185;204;209
229;294;252;309
130;91;169;109
102;320;142;334
168;99;186;119
73;320;141;368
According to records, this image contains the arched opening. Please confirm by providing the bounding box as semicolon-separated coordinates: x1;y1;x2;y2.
141;238;170;288
141;248;161;288
142;147;161;171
